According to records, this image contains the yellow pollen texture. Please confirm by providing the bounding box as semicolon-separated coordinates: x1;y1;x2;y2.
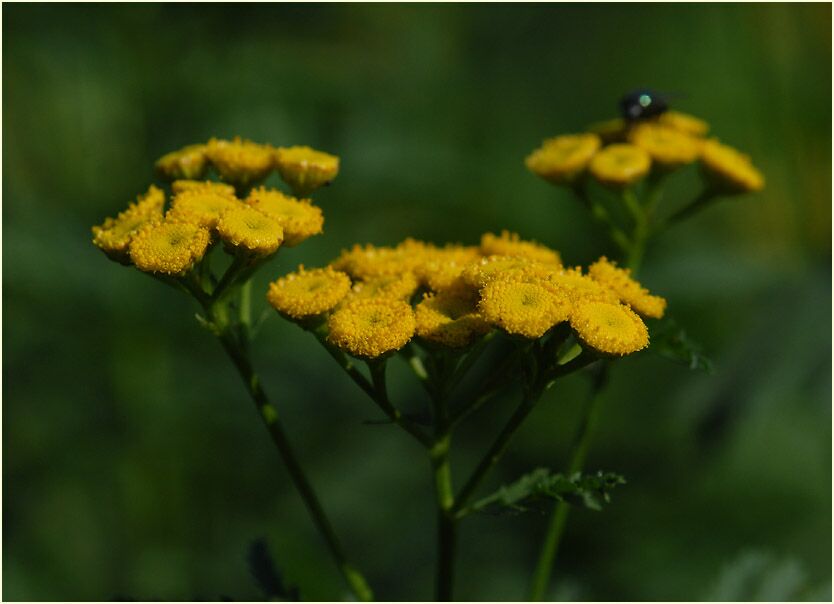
267;266;351;320
205;137;274;186
628;123;701;168
217;206;284;255
128;220;211;275
478;280;570;339
155;144;208;181
168;189;243;229
587;257;667;319
92;185;166;261
570;301;649;356
327;298;415;358
273;145;340;196
480;231;562;265
416;291;490;348
246;187;324;247
700;139;765;193
172;180;236;197
657;111;710;137
348;273;420;302
589;143;651;188
525;133;601;184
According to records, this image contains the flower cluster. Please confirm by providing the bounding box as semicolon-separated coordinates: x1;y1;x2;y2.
526;110;764;193
93;183;325;276
267;231;665;359
156;137;340;196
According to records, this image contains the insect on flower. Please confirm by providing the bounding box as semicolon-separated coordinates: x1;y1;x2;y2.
619;89;669;121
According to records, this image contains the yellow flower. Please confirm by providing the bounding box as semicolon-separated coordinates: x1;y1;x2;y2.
480;231;562;265
416;291;490;348
545;267;620;305
657;110;710;137
205;137;274;188
128;219;211;275
570;301;648;356
415;244;483;292
267;266;351;320
478;279;571;339
348;273;420;302
217;206;284;256
172;179;236;197
700;139;765;193
168;189;243;229
525;133;601;185
245;187;324;247
92;185;166;262
588;118;629;144
273;145;340;196
587;257;666;319
628;123;700;168
331;239;430;280
461;255;538;289
327;297;415;358
588;143;651;188
155;144;208;181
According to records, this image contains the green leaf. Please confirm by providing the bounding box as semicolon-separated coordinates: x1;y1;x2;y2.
649;316;714;373
469;468;625;515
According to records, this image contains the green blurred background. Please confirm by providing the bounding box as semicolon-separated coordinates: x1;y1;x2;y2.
4;3;831;601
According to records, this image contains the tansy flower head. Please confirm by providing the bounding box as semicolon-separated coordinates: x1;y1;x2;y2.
168;189;243;229
92;185;166;263
415;244;483;292
589;143;651;188
525;133;601;185
416;291;490;348
461;255;538;289
544;266;620;305
478;279;570;339
273;145;340;197
267;266;351;320
480;231;562;266
128;219;211;275
657;110;710;137
327;297;415;359
246;187;324;247
628;122;701;169
700;139;765;194
331;239;430;280
348;273;420;302
217;206;284;256
570;301;648;356
205;137;274;188
587;257;667;319
172;179;236;197
155;144;209;181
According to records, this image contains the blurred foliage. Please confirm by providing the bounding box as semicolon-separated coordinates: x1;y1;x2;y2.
3;3;831;601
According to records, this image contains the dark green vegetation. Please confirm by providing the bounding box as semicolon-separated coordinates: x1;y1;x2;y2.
4;3;831;601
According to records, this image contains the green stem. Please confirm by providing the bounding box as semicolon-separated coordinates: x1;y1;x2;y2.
573;184;632;253
622;188;649;273
214;328;374;602
452;390;539;515
367;360;432;446
430;435;456;601
449;345;522;428
529;364;608;601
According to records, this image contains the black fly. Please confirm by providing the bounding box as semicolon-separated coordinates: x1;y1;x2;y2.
619;90;669;121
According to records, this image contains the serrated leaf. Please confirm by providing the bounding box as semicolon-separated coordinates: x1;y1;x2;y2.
650;316;714;373
469;468;625;515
